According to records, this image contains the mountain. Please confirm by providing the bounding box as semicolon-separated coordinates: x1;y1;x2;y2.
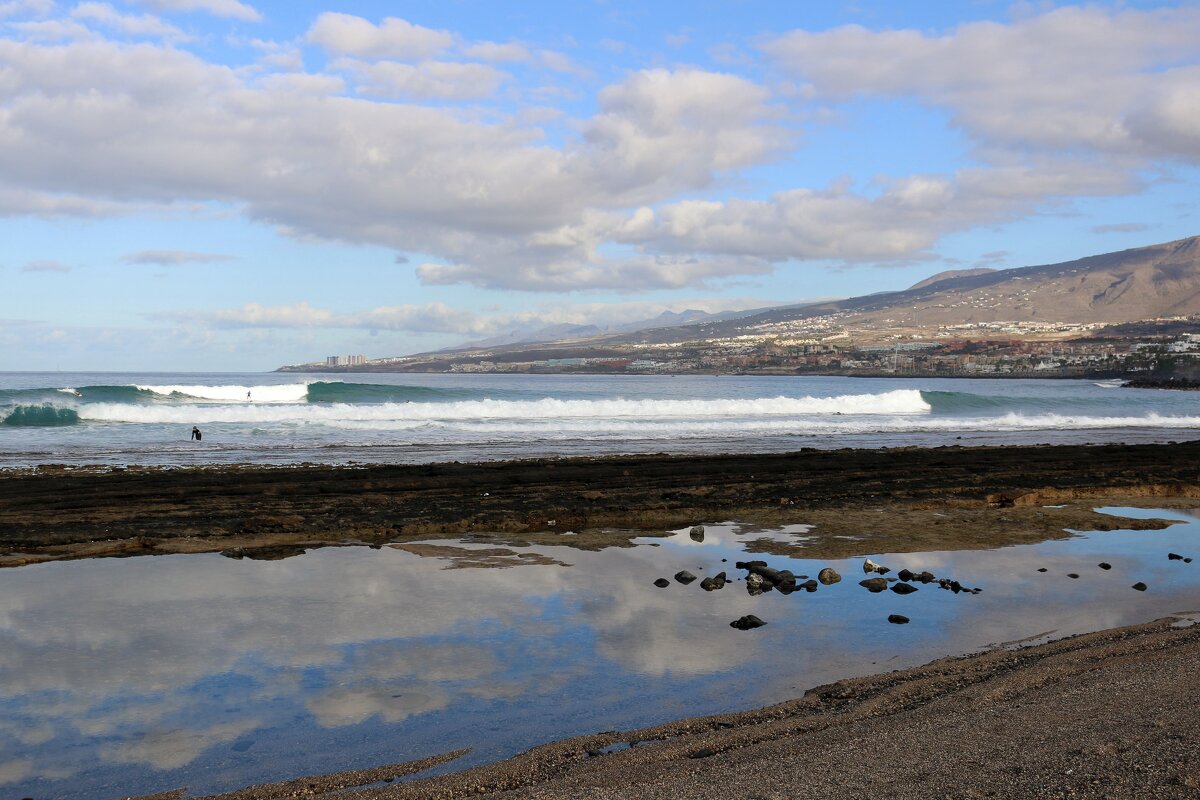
449;307;766;351
590;235;1200;347
908;267;995;291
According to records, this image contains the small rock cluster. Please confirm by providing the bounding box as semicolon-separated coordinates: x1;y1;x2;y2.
650;533;958;629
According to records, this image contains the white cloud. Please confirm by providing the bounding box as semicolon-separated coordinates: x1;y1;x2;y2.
121;249;234;265
0;0;53;18
762;6;1200;160
333;58;508;100
462;40;530;63
125;0;261;22
21;259;71;272
306;12;454;60
101;719;260;769
71;2;187;40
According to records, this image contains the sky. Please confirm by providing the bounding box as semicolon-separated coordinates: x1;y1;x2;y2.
1;0;1199;371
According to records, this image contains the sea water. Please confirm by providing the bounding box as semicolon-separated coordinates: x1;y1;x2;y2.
1;372;1198;468
1;510;1198;799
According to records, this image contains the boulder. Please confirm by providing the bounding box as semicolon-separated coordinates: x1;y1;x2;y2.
700;572;727;592
801;579;819;592
888;614;910;625
897;568;915;582
891;582;918;595
1067;573;1080;579
689;525;705;543
746;573;766;596
730;615;767;630
1098;562;1112;570
674;570;697;585
1168;552;1184;561
916;571;937;583
860;577;889;593
1132;582;1148;592
817;567;841;585
653;578;670;588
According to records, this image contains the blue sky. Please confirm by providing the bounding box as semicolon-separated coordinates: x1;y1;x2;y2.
1;0;1198;371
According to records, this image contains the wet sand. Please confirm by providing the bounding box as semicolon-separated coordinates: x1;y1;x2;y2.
3;440;1200;567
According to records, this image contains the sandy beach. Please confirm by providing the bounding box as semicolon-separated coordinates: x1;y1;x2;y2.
3;440;1199;799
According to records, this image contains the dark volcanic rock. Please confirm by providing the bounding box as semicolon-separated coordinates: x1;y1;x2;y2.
1098;562;1112;570
674;570;697;585
700;572;727;591
1132;582;1148;591
730;615;767;630
653;578;670;588
860;577;889;593
817;567;842;585
891;582;918;595
888;614;910;625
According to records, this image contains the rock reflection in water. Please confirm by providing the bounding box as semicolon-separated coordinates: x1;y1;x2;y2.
0;509;1198;799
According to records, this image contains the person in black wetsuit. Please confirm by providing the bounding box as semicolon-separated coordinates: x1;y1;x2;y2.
191;426;202;441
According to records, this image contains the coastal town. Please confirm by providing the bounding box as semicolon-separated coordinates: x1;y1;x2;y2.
291;314;1200;379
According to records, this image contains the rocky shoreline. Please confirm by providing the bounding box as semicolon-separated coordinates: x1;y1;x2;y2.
4;440;1200;568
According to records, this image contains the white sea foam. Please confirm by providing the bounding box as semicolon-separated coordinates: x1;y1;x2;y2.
135;383;310;403
76;390;931;424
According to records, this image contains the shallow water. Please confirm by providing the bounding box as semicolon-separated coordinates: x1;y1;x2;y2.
2;508;1199;799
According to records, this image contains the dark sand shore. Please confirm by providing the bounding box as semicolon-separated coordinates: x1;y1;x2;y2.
4;441;1198;799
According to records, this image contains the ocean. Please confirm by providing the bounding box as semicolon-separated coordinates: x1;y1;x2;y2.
1;371;1197;468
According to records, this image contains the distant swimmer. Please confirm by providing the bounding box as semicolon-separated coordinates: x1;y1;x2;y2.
191;426;202;441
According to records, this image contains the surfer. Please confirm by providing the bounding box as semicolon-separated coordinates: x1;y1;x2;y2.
246;390;251;402
191;426;202;441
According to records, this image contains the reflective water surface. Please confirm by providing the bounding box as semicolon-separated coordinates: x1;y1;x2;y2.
2;509;1199;799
